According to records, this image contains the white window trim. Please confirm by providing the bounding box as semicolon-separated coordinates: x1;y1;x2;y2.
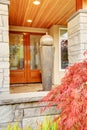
59;27;68;71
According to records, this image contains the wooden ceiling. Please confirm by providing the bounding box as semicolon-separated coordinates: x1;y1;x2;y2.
9;0;76;28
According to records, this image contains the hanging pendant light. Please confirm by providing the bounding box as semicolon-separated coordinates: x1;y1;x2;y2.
33;0;40;5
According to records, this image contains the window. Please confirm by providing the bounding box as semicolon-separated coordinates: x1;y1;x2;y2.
59;28;68;70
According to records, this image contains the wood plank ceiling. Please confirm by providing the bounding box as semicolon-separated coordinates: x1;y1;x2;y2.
9;0;76;28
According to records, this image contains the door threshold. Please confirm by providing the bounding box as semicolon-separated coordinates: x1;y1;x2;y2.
10;83;43;93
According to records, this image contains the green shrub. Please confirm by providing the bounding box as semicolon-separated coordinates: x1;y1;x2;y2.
7;116;59;130
36;117;59;130
7;122;22;130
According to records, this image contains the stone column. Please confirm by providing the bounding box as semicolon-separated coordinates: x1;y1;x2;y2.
68;9;87;65
0;0;10;94
40;34;54;91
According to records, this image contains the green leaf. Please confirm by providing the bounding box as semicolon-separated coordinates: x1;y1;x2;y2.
7;124;12;130
13;122;19;130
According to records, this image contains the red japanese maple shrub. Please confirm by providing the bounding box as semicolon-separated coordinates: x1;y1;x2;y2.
41;52;87;130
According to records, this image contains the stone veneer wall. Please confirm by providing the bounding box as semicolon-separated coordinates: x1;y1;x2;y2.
0;92;60;130
0;0;10;94
68;9;87;65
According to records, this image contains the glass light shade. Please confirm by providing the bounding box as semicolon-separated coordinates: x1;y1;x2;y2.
33;0;40;5
27;19;32;23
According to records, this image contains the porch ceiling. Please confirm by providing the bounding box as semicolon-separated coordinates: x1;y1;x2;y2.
9;0;76;28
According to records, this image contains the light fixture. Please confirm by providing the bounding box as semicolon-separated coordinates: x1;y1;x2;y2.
33;0;40;5
27;19;32;23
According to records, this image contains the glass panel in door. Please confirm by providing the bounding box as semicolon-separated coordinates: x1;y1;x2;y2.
9;33;24;70
30;34;41;70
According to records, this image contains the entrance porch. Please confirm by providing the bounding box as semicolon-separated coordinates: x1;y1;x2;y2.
0;0;87;129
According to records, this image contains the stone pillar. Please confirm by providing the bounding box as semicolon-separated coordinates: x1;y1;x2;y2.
0;0;10;94
40;34;54;91
68;9;87;65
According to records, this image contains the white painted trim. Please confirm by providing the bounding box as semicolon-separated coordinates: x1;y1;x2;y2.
9;26;48;34
0;0;10;5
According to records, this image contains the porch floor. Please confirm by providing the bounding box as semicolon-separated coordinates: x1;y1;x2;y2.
10;83;43;93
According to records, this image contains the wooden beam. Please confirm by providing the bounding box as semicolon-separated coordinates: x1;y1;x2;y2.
76;0;82;11
76;0;87;11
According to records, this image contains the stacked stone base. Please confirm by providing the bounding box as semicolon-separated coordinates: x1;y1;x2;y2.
0;92;60;130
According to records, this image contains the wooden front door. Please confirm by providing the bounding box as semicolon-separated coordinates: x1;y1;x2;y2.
10;32;43;84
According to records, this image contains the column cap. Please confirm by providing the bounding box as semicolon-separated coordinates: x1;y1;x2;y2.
67;9;87;23
40;33;54;46
0;0;10;5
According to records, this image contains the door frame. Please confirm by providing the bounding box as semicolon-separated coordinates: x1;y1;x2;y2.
10;31;45;84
